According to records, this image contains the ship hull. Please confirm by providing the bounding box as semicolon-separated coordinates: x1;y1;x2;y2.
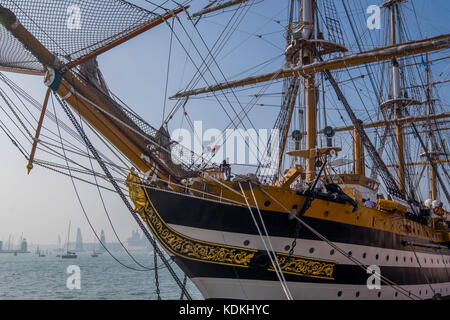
143;187;450;300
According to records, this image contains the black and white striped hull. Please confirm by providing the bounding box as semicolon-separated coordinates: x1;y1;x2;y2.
145;187;450;300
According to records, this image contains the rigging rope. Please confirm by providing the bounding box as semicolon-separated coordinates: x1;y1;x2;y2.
54;93;192;299
50;93;166;272
258;186;421;300
238;181;293;300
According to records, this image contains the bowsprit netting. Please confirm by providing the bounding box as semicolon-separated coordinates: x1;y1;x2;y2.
0;0;163;73
0;23;41;73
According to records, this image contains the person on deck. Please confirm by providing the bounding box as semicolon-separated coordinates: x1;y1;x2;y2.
221;159;231;180
364;199;376;208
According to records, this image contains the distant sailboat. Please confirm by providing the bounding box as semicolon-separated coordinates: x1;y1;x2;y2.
91;237;99;257
37;246;45;257
61;221;77;259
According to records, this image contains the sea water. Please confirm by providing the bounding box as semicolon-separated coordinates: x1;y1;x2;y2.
0;251;203;300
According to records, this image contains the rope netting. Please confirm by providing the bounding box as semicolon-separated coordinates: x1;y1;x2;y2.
0;0;206;179
0;24;40;72
0;0;164;73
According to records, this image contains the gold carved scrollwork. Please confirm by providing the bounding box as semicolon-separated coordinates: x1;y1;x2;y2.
124;169;336;279
276;256;335;279
143;203;255;267
124;168;147;213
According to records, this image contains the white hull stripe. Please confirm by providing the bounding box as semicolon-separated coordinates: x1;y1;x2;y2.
191;277;450;300
169;223;450;269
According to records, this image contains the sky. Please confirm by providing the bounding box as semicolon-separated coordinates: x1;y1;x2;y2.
0;0;448;246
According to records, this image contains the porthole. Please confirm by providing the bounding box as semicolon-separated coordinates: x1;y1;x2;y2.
337;291;342;297
395;292;398;297
386;255;389;261
410;257;413;263
424;258;427;264
348;251;352;256
362;253;367;259
284;245;290;251
243;240;250;246
403;257;406;262
264;200;271;207
395;256;398;262
419;290;422;296
375;254;379;260
330;249;335;256
355;291;360;298
323;211;329;217
309;248;315;254
377;292;381;298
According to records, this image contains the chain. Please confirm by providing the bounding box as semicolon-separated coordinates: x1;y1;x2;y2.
288;159;328;257
154;249;161;300
288;221;302;257
179;274;188;300
55;93;192;300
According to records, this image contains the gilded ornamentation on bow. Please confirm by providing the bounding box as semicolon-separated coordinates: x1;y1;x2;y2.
125;170;336;279
142;203;256;267
124;168;147;213
275;255;335;279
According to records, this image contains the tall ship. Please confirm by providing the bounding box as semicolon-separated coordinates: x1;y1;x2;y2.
0;0;449;299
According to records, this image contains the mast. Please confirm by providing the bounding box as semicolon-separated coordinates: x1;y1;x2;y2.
390;2;406;196
423;52;442;200
379;0;411;197
353;121;365;176
302;0;317;181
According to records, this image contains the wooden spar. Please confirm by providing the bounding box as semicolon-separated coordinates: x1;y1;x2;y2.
54;79;152;172
303;0;316;182
353;126;365;176
325;112;450;133
26;87;51;174
0;4;183;189
424;53;439;200
306;75;316;181
191;0;249;17
66;7;187;70
170;34;450;98
396;106;406;194
386;159;450;167
389;2;406;196
0;66;43;76
403;79;450;90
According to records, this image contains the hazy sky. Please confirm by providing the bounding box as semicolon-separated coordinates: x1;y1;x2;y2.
0;0;448;246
